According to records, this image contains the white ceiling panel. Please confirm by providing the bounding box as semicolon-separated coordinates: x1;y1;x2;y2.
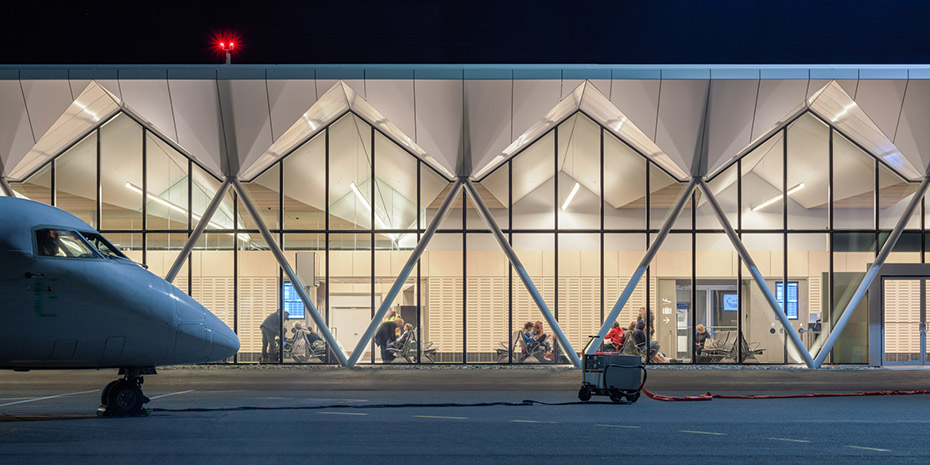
705;79;759;174
752;79;808;141
69;79;121;102
808;79;858;99
465;79;513;175
167;79;225;177
855;79;907;143
316;79;364;99
893;79;930;174
562;78;610;99
119;78;178;142
414;79;462;175
512;79;561;140
218;79;274;177
267;79;317;142
0;81;35;176
609;79;660;142
654;79;709;175
365;79;416;142
20;79;74;142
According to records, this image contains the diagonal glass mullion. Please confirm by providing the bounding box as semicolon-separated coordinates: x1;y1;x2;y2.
232;178;350;367
697;178;816;367
346;178;464;367
165;178;233;283
464;178;582;368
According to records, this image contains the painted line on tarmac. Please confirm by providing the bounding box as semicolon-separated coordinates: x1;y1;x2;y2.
414;415;467;420
595;424;640;429
318;412;368;416
149;390;195;400
0;390;96;408
680;430;726;436
767;437;811;443
846;445;890;452
511;420;557;424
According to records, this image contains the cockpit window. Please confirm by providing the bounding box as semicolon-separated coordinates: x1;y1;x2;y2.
35;229;97;258
80;232;127;259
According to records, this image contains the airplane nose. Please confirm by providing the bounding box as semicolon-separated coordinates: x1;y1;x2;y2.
207;312;240;361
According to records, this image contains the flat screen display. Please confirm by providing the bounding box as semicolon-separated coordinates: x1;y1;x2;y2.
775;281;799;320
722;293;738;311
283;282;305;319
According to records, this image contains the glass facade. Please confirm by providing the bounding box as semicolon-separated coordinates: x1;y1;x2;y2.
11;107;924;366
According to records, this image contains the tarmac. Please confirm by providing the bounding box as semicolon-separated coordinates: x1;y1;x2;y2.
2;366;930;464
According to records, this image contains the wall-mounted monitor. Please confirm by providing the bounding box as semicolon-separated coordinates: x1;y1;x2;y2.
775;281;799;320
722;293;738;311
283;282;305;319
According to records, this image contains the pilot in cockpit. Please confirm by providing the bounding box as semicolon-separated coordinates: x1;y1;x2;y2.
36;229;61;256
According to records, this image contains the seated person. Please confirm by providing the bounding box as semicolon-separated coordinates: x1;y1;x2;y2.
533;321;551;351
521;321;536;345
389;323;414;349
694;324;710;356
601;321;625;352
374;318;404;363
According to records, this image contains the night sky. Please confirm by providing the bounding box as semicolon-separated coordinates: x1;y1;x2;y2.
2;1;929;65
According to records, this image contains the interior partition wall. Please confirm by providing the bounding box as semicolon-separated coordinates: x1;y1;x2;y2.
10;107;925;365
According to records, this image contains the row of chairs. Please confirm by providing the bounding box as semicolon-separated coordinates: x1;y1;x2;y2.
387;329;438;363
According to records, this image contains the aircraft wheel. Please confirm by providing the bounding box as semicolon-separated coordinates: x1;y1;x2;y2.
106;380;147;415
100;380;120;406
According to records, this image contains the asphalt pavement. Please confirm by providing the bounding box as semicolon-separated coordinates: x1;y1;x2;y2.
1;366;929;464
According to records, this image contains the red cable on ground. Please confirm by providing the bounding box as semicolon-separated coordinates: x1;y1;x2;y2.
641;388;930;402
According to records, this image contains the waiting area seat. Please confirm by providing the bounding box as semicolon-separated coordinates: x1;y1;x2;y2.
699;330;764;363
497;330;548;363
387;329;437;363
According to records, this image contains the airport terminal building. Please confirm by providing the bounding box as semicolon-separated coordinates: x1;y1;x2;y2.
3;64;930;368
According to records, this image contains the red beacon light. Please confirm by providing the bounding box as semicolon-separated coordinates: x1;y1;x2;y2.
228;42;235;49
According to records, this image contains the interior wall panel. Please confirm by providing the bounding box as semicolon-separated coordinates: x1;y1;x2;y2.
118;78;179;142
414;79;462;174
706;79;759;174
609;79;660;142
266;79;318;142
20;79;74;142
465;79;513;176
0;81;35;174
168;79;226;177
893;79;930;173
654;79;710;175
365;79;416;142
854;79;907;142
752;79;809;141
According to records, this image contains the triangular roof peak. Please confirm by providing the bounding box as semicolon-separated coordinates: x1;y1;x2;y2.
239;81;453;182
472;80;690;181
7;81;121;181
708;80;922;181
7;81;225;182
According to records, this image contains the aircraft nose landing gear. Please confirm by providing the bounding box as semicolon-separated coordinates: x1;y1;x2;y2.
98;367;155;417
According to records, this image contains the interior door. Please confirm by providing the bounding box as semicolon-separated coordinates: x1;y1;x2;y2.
882;278;924;365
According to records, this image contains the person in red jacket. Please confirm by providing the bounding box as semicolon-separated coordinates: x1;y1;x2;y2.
602;321;625;352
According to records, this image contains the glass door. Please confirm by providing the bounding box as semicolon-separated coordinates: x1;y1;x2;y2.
882;278;924;365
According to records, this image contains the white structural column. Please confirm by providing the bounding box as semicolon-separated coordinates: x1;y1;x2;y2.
813;175;930;368
0;177;14;197
165;178;233;283
347;179;464;367
586;178;698;356
463;178;583;367
232;178;350;367
696;178;816;368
